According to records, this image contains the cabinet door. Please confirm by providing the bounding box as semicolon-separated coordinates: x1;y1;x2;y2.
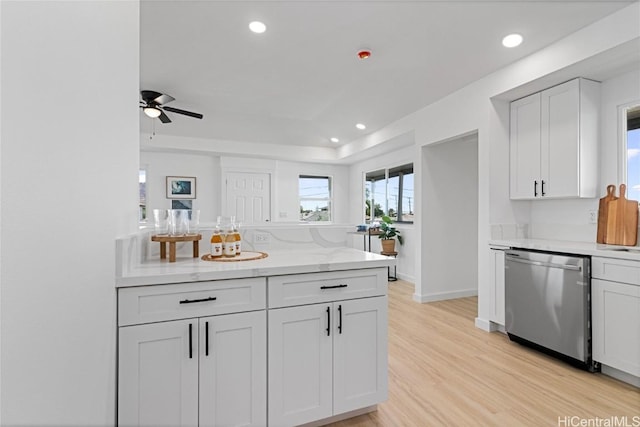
118;320;198;427
488;249;506;325
540;79;580;198
268;304;333;427
333;297;388;415
592;279;640;376
510;92;541;199
199;311;267;427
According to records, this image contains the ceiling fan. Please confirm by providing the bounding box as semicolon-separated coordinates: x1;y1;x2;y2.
140;90;203;123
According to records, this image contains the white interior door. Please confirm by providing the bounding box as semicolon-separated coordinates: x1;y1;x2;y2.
225;172;271;224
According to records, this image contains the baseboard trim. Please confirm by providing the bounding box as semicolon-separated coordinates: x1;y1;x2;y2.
413;288;478;303
396;272;414;283
299;405;377;427
601;365;640;388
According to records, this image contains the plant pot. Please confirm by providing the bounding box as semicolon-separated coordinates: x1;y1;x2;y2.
381;239;396;254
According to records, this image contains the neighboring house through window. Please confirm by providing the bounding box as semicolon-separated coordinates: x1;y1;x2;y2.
299;175;332;222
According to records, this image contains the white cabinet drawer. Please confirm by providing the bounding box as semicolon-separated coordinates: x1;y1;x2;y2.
592;257;640;286
268;268;387;308
118;278;266;326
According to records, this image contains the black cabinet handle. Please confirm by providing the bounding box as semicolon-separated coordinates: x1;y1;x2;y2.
534;180;538;197
338;305;342;334
320;284;348;290
179;296;217;304
326;306;331;336
188;323;193;359
541;180;546;196
205;321;209;356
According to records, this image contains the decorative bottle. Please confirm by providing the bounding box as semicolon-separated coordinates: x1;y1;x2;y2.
233;223;242;255
210;228;223;258
223;226;236;258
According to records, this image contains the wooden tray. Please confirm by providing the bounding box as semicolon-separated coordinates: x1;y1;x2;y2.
201;251;268;262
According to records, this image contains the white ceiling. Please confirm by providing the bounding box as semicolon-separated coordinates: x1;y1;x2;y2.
140;0;635;149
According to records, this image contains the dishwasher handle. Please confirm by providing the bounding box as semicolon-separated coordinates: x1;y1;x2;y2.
506;256;582;271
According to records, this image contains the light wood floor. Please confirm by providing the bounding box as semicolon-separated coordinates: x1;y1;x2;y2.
329;280;640;427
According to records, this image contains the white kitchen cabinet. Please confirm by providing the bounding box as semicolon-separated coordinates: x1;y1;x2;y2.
118;319;199;427
268;296;387;427
267;268;388;427
591;257;640;378
488;247;506;325
118;278;267;427
510;78;599;200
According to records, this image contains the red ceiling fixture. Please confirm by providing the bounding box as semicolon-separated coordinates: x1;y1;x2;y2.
357;50;371;60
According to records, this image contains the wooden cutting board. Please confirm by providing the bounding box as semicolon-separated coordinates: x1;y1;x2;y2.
605;184;639;246
597;185;617;243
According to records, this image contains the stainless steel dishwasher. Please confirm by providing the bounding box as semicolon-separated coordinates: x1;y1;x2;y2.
504;249;598;371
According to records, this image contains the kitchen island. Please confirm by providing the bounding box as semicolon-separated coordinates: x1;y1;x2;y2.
116;243;394;427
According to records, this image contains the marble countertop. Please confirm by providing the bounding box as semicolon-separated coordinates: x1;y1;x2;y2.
489;238;640;261
116;247;395;288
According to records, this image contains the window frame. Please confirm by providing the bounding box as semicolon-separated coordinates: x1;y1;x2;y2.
620;101;640;194
364;163;414;224
299;174;333;223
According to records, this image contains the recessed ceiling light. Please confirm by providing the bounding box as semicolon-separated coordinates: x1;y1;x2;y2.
249;21;267;34
330;137;340;143
502;33;523;48
356;123;366;130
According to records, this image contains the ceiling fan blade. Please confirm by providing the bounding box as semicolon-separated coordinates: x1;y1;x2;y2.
141;90;174;105
158;111;172;123
163;106;203;119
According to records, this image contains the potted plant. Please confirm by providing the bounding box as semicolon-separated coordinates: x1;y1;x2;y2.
378;215;403;253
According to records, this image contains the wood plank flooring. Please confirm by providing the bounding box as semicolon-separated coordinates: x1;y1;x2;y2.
329;280;640;427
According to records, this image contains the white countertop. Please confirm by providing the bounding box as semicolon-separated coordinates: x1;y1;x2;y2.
116;247;395;287
489;238;640;261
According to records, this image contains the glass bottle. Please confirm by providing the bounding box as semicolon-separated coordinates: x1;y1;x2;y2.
210;227;223;258
223;224;236;258
233;222;242;255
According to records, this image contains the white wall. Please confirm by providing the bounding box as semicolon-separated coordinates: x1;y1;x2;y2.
0;2;139;425
141;150;220;223
141;152;350;225
347;144;417;281
418;135;479;302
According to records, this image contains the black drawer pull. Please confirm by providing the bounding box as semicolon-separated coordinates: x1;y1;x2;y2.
188;323;193;359
320;284;348;290
326;306;331;336
205;321;209;356
338;304;342;334
179;296;217;304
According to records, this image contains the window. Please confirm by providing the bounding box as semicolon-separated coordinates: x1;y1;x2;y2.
299;175;332;222
365;163;414;223
626;104;640;201
139;169;147;222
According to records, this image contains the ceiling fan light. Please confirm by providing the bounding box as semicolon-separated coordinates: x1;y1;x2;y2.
143;106;161;118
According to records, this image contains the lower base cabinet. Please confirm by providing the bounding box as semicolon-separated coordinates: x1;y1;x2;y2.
268;296;388;427
592;278;640;377
118;310;266;427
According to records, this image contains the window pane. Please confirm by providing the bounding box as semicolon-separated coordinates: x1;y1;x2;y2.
299;175;331;222
388;175;399;221
365;170;386;223
139;169;147;221
400;172;414;222
628;127;640;201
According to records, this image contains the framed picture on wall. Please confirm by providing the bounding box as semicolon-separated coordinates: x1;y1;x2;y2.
166;176;196;199
172;200;192;209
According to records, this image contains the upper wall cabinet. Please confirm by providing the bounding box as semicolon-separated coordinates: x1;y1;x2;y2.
510;78;600;200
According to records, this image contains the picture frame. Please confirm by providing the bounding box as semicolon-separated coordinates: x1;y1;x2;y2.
166;176;196;199
172;200;193;210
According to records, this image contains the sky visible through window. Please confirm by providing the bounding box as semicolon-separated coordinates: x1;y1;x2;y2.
627;128;640;201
